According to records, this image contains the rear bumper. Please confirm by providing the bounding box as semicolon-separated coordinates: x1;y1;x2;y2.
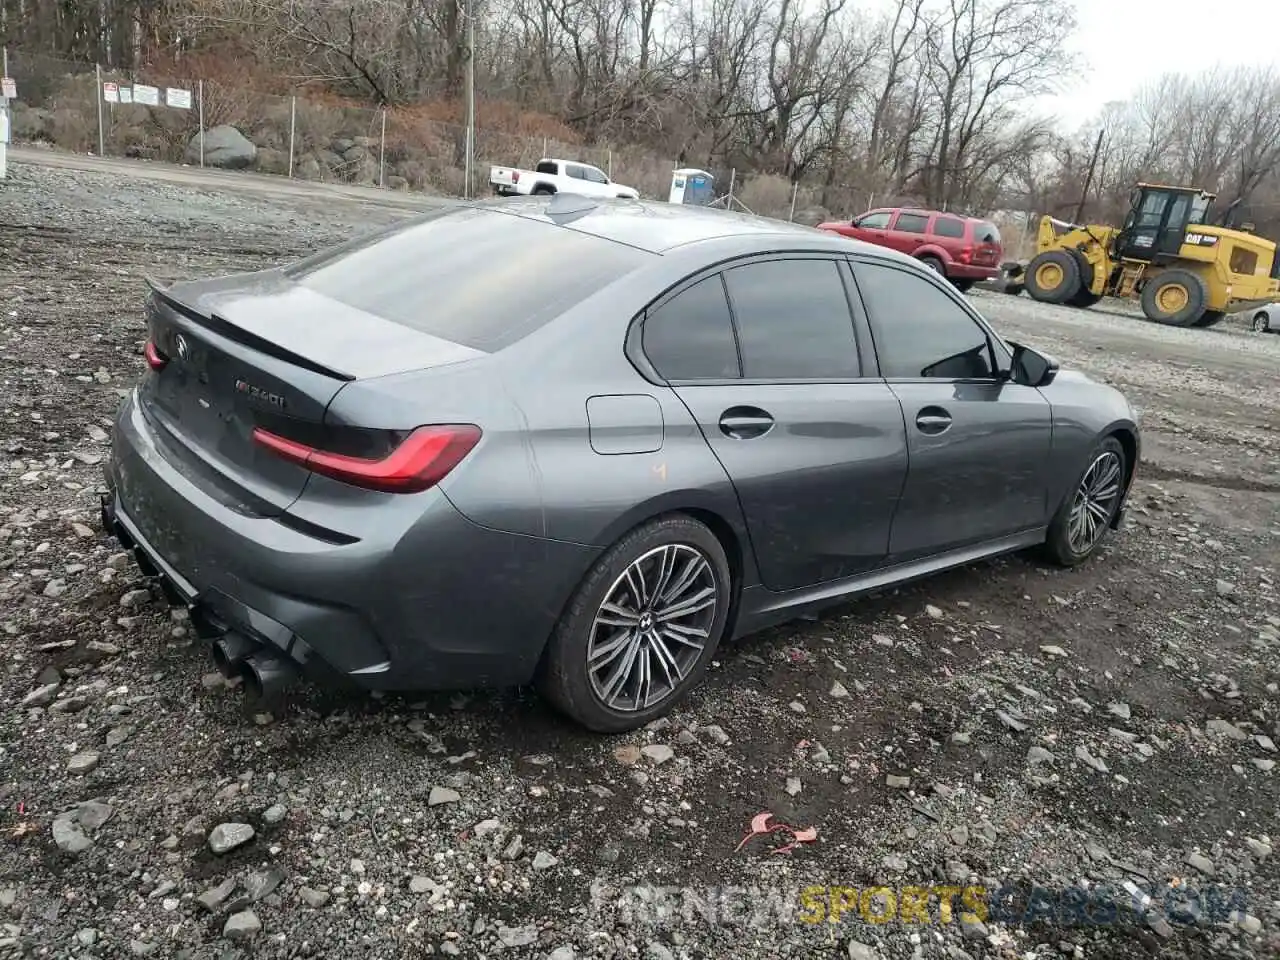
947;263;1001;281
105;389;598;691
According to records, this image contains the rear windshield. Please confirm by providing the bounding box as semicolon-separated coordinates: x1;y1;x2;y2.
284;207;648;352
974;221;1001;244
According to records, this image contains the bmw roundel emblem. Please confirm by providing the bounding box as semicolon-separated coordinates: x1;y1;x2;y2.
174;334;190;362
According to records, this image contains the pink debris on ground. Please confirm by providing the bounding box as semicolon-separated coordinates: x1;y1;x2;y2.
735;811;818;855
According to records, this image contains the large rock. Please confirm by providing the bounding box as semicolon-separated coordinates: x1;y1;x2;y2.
185;125;257;169
255;148;290;176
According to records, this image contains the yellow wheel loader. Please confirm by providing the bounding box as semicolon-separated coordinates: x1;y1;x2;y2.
1005;184;1280;327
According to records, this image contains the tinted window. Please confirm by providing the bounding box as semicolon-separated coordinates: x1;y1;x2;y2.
975;221;1000;244
723;259;859;379
643;276;740;381
583;166;609;184
856;212;892;229
895;213;929;234
536;160;557;174
287;208;648;352
854;263;996;379
933;217;965;238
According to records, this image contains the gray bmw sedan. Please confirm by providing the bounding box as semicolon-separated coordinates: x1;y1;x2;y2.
102;194;1140;732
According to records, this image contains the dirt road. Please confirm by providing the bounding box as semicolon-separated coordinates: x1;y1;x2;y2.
1;154;1277;960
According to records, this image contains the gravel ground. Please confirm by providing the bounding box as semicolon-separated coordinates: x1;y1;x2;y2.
1;156;1278;960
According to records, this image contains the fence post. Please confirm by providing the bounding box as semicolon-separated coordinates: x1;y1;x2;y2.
95;63;105;157
789;181;799;222
1;48;8;181
379;108;386;188
287;96;296;178
197;80;205;168
728;167;736;208
607;149;612;179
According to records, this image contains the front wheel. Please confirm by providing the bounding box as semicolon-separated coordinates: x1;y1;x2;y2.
1025;250;1082;304
1041;437;1128;567
1253;311;1272;333
537;515;732;732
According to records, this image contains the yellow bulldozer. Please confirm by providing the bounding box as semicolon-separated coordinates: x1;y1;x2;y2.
1004;183;1280;327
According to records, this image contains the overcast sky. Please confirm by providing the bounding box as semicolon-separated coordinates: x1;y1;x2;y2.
1034;0;1280;129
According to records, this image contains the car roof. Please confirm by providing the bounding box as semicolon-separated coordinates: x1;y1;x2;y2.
877;206;990;223
477;195;907;260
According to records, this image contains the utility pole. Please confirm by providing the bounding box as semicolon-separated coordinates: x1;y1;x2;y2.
463;0;475;200
1074;128;1104;225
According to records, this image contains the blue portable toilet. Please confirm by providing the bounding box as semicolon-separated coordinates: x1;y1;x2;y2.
669;168;715;205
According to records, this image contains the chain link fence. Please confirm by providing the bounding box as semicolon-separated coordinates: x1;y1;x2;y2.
4;48;853;223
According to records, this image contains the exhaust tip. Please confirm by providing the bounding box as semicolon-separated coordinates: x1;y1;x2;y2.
240;652;297;703
212;633;257;679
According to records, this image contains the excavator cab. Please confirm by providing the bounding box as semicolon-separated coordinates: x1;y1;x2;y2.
1114;184;1215;261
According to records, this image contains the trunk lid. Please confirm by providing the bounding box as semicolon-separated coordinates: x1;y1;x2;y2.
139;271;485;516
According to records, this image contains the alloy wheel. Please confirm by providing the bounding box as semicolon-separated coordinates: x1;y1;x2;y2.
1067;451;1123;554
586;543;718;712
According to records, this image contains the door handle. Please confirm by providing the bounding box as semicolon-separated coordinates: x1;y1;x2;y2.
915;407;952;435
719;406;774;439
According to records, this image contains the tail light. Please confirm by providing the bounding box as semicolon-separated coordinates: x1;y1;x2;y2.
511;171;520;183
252;424;481;494
959;246;973;264
144;339;167;371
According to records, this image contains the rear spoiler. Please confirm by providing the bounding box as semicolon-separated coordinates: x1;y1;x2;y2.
143;277;355;382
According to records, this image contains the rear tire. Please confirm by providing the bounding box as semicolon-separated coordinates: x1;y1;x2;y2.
1004;282;1025;297
919;255;945;277
531;184;556;196
537;515;732;733
1025;250;1082;304
1041;436;1128;568
1067;289;1103;308
953;279;975;293
1140;269;1208;327
1252;311;1270;332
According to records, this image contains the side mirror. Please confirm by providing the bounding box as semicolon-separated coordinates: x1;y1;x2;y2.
1009;341;1059;387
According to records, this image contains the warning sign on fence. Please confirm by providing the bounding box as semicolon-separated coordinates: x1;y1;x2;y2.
0;77;15;99
103;82;119;103
132;83;160;106
118;86;133;103
165;87;192;109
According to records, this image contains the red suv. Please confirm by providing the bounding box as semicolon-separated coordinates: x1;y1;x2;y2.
817;208;1003;291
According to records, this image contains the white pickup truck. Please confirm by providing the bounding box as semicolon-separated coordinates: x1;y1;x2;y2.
490;158;640;199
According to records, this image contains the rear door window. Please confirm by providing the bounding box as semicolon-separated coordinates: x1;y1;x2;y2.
932;217;965;238
286;208;649;352
894;213;929;234
723;259;860;379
